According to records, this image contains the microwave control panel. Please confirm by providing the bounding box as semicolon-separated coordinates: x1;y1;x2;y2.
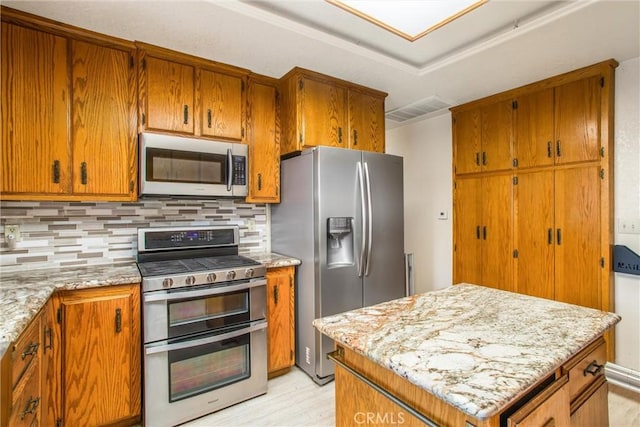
232;156;246;185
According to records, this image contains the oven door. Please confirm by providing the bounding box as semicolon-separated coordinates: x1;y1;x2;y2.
143;321;267;427
143;278;266;343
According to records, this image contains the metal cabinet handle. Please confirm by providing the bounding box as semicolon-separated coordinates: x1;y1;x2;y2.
21;342;39;360
476;226;481;240
475;152;480;166
556;140;562;157
482;151;487;166
557;228;562;245
80;162;87;185
20;396;40;420
257;173;262;191
547;141;553;158
353;129;358;146
584;360;604;376
483;226;487;240
273;284;279;305
44;325;53;352
548;228;553;245
207;109;212;128
115;308;122;333
338;127;343;143
183;105;189;124
52;160;60;183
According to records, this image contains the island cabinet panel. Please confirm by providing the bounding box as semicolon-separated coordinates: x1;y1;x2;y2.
453;99;512;174
58;284;141;426
454;174;513;291
452;60;616;359
1;22;70;196
279;67;387;155
348;89;385;153
1;9;138;201
507;376;570;427
266;267;295;377
246;75;281;203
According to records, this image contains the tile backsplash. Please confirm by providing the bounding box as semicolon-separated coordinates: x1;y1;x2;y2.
0;198;268;273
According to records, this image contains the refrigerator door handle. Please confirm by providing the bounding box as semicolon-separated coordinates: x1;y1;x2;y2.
357;162;367;277
364;162;373;276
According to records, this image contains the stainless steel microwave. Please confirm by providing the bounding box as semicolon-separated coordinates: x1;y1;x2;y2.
139;132;248;198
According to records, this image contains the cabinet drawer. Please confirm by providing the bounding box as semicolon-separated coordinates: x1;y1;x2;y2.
507;375;570;427
9;358;41;427
565;338;606;402
11;317;41;389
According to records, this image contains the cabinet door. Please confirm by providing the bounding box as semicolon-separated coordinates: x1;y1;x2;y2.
266;267;294;375
515;170;555;299
200;69;245;141
508;377;570;427
60;285;140;425
481;174;514;291
348;90;385;152
570;377;608;427
246;78;280;203
453;108;481;174
143;55;195;134
71;40;136;198
481;99;513;172
554;166;601;309
41;300;61;427
1;22;69;195
300;77;347;148
555;77;601;164
453;177;482;284
514;88;554;168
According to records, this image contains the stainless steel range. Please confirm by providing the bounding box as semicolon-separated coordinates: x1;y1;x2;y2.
136;225;267;427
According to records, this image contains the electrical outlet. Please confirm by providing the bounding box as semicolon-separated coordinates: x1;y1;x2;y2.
618;218;640;234
247;219;256;232
4;224;20;241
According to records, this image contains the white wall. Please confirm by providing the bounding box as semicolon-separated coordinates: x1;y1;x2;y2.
386;56;640;371
613;57;640;372
386;114;452;294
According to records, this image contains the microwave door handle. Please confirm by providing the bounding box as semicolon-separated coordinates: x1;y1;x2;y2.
226;148;233;192
145;320;267;355
143;278;267;303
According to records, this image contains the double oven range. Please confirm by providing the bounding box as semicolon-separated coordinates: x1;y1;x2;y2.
136;226;267;427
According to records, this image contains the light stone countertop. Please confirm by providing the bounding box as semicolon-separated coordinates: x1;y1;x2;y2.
0;263;141;357
248;252;301;268
313;283;621;420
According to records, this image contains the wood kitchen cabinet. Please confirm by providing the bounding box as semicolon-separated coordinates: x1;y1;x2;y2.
1;9;138;201
452;60;616;359
514;77;601;168
454;174;514;292
56;284;141;426
279;67;387;155
452;98;513;174
246;75;281;203
137;42;249;141
266;266;295;378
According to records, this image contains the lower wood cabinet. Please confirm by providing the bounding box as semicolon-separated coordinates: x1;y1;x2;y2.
266;266;295;378
55;284;141;426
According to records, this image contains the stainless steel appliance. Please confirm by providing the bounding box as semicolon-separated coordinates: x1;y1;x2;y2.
271;146;405;384
139;132;248;198
136;226;267;427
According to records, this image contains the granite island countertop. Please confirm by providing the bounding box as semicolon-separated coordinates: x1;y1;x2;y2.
248;252;301;268
313;283;620;420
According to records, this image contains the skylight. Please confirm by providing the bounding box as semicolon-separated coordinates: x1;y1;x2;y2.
327;0;488;41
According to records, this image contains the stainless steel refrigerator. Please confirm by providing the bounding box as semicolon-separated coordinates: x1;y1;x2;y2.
271;146;405;384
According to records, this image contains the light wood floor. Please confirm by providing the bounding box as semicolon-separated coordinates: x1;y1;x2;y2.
182;368;639;426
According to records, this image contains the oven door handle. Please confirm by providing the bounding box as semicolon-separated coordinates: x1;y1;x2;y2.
144;321;267;355
143;278;266;303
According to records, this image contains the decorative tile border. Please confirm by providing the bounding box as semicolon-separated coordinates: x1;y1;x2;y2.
0;198;268;273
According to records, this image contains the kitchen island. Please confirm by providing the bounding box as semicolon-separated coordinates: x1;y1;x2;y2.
313;284;620;427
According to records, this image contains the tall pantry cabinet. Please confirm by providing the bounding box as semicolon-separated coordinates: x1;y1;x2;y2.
452;60;617;357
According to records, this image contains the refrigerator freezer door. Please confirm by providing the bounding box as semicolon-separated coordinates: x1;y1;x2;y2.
362;151;406;306
316;147;364;379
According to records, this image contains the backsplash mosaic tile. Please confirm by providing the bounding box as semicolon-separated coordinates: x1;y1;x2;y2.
0;198;268;273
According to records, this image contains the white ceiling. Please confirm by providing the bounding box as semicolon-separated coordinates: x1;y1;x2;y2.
3;0;639;129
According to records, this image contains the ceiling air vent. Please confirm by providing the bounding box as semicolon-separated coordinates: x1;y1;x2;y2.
386;95;451;122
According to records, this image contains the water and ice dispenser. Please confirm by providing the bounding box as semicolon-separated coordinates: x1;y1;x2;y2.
326;217;354;268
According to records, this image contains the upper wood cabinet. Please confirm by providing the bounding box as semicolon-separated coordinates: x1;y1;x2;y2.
280;67;387;154
453;99;513;174
137;43;248;141
514;77;602;168
348;89;385;153
1;10;138;201
246;75;280;203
